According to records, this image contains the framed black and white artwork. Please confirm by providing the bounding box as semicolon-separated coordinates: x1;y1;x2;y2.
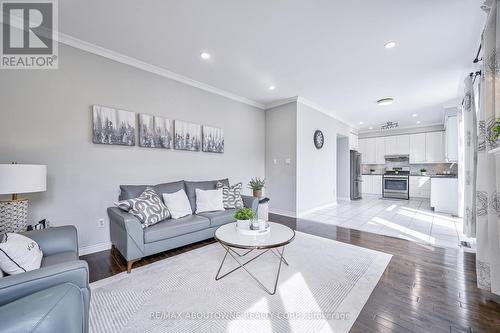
92;105;136;146
174;120;201;151
138;114;173;149
202;125;224;153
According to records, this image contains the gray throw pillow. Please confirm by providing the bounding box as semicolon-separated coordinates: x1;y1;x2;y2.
216;182;244;209
115;187;170;228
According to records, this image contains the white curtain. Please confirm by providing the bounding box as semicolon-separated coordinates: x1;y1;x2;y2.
475;0;500;295
461;76;477;237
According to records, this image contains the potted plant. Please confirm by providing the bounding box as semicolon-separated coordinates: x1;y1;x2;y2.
248;177;265;198
420;168;427;176
370;168;375;174
234;207;256;229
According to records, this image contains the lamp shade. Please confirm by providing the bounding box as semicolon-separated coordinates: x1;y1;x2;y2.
0;164;47;195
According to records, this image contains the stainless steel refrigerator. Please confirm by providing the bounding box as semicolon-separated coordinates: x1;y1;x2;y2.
350;150;362;200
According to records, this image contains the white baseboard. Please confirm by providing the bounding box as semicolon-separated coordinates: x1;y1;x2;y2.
337;197;351;201
297;202;338;217
79;242;112;256
269;208;297;218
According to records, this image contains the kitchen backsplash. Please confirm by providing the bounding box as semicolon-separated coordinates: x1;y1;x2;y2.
362;163;458;175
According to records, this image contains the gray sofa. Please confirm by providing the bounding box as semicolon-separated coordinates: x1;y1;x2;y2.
0;226;90;333
108;178;258;273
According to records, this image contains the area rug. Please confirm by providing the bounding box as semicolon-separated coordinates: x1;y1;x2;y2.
89;232;391;333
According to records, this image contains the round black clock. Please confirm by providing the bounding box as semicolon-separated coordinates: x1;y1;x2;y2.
313;130;324;149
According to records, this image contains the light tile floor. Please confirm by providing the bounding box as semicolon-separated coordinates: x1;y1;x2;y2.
301;195;471;249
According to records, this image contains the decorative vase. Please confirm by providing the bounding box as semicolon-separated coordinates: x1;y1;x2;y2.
253;189;262;198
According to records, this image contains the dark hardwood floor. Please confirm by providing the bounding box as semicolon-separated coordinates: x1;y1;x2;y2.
82;213;500;332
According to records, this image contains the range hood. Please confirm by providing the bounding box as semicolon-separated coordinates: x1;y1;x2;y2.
384;155;409;161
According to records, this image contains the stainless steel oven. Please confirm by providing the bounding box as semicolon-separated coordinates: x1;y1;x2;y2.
383;174;409;199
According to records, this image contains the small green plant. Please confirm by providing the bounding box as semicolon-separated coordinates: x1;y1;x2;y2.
420;168;427;173
234;207;256;220
248;177;265;191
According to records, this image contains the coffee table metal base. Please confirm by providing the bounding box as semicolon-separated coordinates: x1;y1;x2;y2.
215;243;288;295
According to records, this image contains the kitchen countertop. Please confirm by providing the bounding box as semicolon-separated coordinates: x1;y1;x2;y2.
362;173;457;178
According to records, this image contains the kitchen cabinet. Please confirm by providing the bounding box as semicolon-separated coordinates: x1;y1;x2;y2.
385;136;398;155
362;175;382;195
397;135;410;154
430;178;458;214
374;137;385;164
445;116;458;162
361;131;445;165
409;133;426;163
409;176;431;198
360;138;376;164
385;135;409;155
425;132;444;162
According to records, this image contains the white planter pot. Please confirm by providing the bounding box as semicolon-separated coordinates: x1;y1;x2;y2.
236;219;250;229
421;172;427;176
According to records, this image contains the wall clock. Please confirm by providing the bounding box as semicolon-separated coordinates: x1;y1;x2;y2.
313;130;324;149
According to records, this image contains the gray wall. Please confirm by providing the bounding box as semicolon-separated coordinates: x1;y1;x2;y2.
0;45;265;251
265;102;297;215
296;102;351;215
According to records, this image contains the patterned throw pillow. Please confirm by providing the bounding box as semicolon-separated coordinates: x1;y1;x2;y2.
115;187;170;228
216;182;244;209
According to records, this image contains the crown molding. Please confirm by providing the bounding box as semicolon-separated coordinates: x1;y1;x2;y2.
264;96;356;129
264;96;299;109
296;97;355;128
57;32;266;109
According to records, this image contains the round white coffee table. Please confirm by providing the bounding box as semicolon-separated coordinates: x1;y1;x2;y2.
214;222;295;295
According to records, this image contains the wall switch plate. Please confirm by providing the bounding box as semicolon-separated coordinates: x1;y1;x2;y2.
273;159;277;165
285;158;291;165
97;219;105;228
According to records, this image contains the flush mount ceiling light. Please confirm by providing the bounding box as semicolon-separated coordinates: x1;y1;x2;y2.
376;98;394;106
416;120;421;124
359;121;364;125
268;85;276;91
384;41;397;49
200;52;211;60
412;113;418;117
368;126;374;130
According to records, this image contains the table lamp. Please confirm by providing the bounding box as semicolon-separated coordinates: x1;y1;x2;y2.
0;163;47;233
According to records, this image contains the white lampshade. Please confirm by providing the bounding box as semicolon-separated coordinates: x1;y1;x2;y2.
0;164;47;195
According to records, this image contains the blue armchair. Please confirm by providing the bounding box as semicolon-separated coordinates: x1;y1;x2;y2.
0;226;90;333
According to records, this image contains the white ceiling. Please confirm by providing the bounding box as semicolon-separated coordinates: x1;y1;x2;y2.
58;0;485;129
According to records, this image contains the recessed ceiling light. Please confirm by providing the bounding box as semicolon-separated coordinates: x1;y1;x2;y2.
368;126;374;130
268;85;276;91
416;120;421;124
200;52;211;60
376;98;394;106
412;113;418;117
384;41;397;49
359;121;364;125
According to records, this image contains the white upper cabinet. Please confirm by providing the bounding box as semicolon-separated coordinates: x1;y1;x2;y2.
384;136;398;155
364;138;376;164
396;135;410;155
374;137;385;164
409;133;426;163
445;116;458;162
360;131;445;164
425;132;444;162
